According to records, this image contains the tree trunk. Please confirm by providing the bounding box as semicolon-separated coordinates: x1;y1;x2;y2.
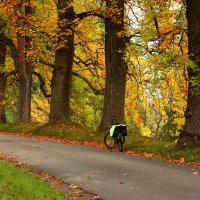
49;0;75;122
0;42;6;123
177;0;200;148
17;1;33;123
17;34;33;123
99;0;127;131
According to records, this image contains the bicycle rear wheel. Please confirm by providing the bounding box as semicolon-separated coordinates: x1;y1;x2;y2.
104;132;115;149
116;133;125;152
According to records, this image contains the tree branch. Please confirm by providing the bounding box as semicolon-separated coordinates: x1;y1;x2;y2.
75;10;104;21
0;34;19;69
33;71;51;98
38;59;55;68
5;70;18;78
72;72;104;95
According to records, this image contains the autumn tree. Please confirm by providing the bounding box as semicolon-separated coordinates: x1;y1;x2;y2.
49;0;75;122
99;0;127;131
177;0;200;148
0;0;190;138
50;0;105;122
0;0;35;123
124;0;187;139
17;0;34;123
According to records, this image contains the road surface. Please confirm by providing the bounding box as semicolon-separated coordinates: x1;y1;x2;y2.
0;134;199;200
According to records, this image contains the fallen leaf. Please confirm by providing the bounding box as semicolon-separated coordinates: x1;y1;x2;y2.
179;158;185;163
14;162;23;167
57;181;63;185
68;184;78;189
37;160;45;163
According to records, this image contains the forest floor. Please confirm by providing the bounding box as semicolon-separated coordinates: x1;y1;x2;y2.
0;122;199;166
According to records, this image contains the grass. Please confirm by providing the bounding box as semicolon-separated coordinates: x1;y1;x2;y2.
125;132;200;162
0;123;200;163
0;159;64;200
0;122;102;143
125;132;175;156
169;148;200;162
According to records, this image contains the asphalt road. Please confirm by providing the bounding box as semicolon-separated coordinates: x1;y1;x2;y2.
0;134;199;200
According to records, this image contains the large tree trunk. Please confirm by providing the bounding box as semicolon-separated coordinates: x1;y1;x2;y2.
177;0;200;148
17;34;33;123
0;41;6;123
49;0;75;122
17;1;33;123
99;0;127;131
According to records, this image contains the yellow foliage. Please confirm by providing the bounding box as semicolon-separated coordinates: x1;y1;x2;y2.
141;126;152;137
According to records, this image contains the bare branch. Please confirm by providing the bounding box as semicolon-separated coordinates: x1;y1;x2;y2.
33;71;51;98
72;72;104;95
0;34;19;69
75;10;104;21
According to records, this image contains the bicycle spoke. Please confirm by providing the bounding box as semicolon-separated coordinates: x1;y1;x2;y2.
104;132;115;149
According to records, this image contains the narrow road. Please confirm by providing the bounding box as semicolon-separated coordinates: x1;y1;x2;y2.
0;134;199;200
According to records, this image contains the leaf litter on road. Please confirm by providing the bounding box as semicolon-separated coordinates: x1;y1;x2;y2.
0;131;200;168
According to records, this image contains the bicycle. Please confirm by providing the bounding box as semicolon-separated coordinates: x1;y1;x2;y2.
104;123;127;152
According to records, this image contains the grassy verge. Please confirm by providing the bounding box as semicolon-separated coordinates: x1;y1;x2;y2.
0;123;199;163
125;132;200;162
0;159;64;200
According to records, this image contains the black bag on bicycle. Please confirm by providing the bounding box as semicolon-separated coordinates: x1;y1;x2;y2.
110;124;127;137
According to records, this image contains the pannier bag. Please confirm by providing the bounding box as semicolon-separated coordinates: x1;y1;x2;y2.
110;124;127;137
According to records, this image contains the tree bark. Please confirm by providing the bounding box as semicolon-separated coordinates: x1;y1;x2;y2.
99;0;127;131
177;0;200;148
0;41;7;123
17;1;33;123
17;35;33;123
49;0;75;122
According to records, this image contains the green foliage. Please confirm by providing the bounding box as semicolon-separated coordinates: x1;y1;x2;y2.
5;109;16;123
125;130;175;156
170;148;200;162
4;56;18;123
160;106;178;141
127;121;141;135
0;160;64;200
70;77;103;130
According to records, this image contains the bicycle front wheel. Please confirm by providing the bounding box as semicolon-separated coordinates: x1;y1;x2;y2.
104;132;115;149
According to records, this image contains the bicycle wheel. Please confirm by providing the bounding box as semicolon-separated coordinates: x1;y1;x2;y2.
104;132;115;149
116;133;125;152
